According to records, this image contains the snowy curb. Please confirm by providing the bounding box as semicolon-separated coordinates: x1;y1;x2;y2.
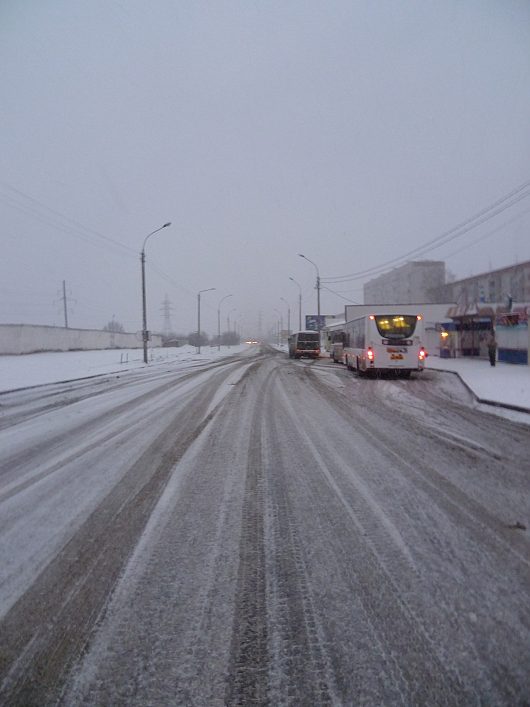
434;368;530;415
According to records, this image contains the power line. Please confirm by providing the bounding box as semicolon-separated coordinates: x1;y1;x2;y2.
148;259;218;312
0;181;137;256
321;286;362;304
323;179;530;284
443;206;530;262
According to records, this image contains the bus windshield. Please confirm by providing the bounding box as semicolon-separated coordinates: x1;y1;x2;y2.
374;315;418;339
297;332;319;342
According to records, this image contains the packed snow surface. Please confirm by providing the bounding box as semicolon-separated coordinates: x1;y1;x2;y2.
0;347;529;704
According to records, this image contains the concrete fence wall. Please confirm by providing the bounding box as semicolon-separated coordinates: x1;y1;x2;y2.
0;324;163;355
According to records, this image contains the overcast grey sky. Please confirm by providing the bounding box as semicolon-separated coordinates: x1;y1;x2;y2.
2;0;530;336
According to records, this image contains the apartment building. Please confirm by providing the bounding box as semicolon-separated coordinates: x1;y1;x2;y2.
364;261;446;304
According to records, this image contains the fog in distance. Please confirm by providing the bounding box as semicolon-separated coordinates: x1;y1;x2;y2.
2;1;529;337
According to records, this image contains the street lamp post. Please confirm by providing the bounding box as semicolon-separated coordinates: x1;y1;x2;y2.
217;294;233;351
289;276;302;331
227;307;236;336
298;253;321;332
141;222;171;364
280;297;291;337
274;307;283;345
237;315;243;342
197;287;215;354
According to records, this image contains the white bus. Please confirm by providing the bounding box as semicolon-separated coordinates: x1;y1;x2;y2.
322;321;346;363
343;313;426;377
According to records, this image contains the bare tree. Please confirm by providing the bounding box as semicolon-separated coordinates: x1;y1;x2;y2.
103;319;125;333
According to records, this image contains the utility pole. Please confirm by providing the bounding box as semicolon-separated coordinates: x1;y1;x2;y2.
62;280;69;328
289;277;302;331
197;288;215;354
298;254;321;333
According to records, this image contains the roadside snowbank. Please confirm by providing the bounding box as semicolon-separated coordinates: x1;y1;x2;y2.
426;356;530;411
0;345;249;393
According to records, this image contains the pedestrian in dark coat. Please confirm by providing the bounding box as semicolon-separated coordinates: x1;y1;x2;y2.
487;333;497;367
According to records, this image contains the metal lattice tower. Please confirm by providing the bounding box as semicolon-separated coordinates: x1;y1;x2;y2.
160;294;173;337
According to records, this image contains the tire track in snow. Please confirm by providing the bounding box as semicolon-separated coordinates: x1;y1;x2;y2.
224;364;272;706
307;366;530;569
0;364;239;706
0;355;251;480
271;363;468;704
226;360;340;705
0;350;257;430
263;381;341;705
63;359;265;706
303;363;530;702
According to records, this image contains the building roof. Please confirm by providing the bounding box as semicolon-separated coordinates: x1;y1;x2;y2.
447;304;496;319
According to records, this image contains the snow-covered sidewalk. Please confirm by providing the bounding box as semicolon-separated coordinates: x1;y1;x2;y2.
426;356;530;412
0;345;249;393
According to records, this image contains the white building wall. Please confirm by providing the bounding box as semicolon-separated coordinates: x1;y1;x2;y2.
364;261;446;304
435;261;530;304
0;324;162;355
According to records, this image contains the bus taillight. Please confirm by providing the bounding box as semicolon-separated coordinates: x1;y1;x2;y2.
367;347;375;364
418;347;426;361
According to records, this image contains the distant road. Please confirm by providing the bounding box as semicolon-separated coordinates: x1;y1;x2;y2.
0;346;529;705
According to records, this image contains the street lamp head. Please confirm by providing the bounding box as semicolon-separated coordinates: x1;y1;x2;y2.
142;222;172;252
289;276;301;290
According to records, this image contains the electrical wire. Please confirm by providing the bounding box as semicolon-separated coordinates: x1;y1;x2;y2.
321;286;362;304
0;181;138;256
442;206;530;262
323;179;530;284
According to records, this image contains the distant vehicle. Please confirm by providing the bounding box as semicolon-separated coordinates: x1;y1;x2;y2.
323;321;346;363
245;339;260;344
288;331;320;359
343;314;426;377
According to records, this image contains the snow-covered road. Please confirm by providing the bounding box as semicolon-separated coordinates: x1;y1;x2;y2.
0;347;528;705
